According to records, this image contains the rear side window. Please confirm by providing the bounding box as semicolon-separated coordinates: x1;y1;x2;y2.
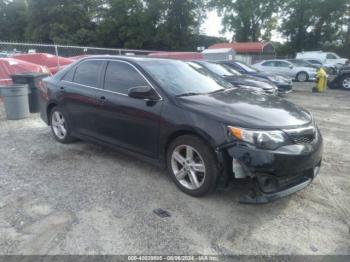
262;61;276;67
104;61;148;94
62;67;75;82
74;60;103;87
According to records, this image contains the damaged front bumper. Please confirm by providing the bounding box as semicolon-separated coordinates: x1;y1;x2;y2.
218;129;323;204
239;162;321;204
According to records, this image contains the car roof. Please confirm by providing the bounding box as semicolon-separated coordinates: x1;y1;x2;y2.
79;55;178;65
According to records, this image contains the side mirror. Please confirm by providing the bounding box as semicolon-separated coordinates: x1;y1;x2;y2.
289;65;294;69
128;85;159;100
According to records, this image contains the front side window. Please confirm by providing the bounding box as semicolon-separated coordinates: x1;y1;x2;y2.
74;60;103;87
104;61;149;94
276;61;290;67
308;60;322;65
326;53;338;59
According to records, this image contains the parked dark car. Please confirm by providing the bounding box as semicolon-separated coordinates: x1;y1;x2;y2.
328;65;350;90
189;60;278;95
219;60;293;94
39;56;323;203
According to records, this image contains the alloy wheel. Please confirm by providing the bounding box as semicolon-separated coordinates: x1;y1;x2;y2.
171;145;206;190
342;77;350;89
297;72;308;82
51;111;67;139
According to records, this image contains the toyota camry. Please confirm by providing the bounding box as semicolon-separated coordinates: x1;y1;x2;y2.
38;56;323;203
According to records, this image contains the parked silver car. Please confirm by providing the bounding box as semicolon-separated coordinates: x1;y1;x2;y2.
253;59;317;82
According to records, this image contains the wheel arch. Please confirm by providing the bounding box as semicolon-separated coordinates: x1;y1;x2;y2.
161;127;221;168
46;101;59;125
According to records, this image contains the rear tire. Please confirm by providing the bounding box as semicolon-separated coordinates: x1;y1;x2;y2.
50;106;76;144
166;135;220;197
296;72;309;82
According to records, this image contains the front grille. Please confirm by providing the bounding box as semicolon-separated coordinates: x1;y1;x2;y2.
291;134;315;144
284;125;317;145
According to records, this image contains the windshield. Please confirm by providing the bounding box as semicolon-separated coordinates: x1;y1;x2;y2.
235;61;258;73
187;62;234;88
201;62;235;76
138;60;233;96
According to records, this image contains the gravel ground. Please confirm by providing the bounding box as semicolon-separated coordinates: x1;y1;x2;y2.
0;83;349;255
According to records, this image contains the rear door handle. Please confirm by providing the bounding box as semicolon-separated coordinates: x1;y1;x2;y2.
99;96;107;104
59;87;65;92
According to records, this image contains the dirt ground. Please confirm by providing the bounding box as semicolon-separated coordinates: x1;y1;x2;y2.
0;83;349;255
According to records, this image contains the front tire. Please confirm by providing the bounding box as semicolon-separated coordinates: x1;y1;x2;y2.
166;135;220;197
50;106;76;144
296;72;309;82
340;75;350;90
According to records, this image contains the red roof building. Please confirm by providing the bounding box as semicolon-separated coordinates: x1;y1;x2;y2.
208;42;275;54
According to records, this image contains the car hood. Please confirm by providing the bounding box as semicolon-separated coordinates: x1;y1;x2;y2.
248;71;291;82
224;75;276;90
177;88;312;129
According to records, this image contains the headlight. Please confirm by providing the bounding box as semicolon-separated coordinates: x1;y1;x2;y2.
268;75;285;83
267;76;279;82
238;85;264;93
228;126;287;150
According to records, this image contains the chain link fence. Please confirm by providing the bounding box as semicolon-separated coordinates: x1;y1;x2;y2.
0;40;158;62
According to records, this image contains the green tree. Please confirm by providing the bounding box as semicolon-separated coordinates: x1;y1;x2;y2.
210;0;280;42
280;0;347;53
0;0;27;41
151;0;206;50
24;0;101;45
98;0;206;50
97;0;155;49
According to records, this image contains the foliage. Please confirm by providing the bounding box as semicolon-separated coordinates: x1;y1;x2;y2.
0;0;350;57
24;0;102;45
209;0;280;42
279;0;348;55
0;0;208;50
0;0;27;41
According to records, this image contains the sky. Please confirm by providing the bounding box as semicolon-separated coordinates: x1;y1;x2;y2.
202;10;284;42
202;11;232;39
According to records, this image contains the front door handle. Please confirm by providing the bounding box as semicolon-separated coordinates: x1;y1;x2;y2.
60;87;65;91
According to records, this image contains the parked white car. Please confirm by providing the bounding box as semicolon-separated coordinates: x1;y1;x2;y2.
296;51;349;68
253;59;317;82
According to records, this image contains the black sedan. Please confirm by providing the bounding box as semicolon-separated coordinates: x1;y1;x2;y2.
328;65;350;90
219;60;293;94
39;56;323;203
189;60;278;95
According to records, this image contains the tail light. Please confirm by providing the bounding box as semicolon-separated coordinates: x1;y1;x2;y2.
40;66;52;75
37;79;49;100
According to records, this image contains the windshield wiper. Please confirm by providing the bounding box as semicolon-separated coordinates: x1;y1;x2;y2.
176;92;202;97
208;89;226;94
